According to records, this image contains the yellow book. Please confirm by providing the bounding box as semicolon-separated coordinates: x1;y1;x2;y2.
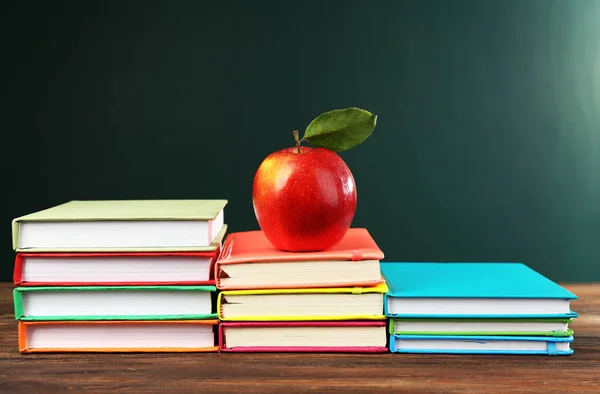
217;283;387;321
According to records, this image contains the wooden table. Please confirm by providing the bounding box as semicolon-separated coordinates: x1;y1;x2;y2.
1;283;598;393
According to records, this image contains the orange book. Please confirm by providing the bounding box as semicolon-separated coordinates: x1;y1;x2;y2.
215;228;385;290
18;320;219;353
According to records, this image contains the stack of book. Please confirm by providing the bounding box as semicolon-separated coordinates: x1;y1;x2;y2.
214;228;389;352
11;200;227;353
381;262;578;356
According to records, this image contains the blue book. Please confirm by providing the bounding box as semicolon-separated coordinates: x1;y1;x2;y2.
381;262;578;319
389;334;574;355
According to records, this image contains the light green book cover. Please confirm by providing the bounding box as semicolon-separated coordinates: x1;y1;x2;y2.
12;199;228;251
14;285;218;321
389;318;574;337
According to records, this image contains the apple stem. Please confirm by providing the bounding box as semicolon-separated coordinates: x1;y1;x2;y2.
293;130;302;154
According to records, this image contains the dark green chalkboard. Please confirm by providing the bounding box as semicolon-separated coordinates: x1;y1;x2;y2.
2;0;599;282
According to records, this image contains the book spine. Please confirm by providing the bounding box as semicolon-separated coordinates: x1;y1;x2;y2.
218;322;225;350
18;322;27;352
13;254;24;285
11;219;19;251
388;334;396;352
383;294;390;316
13;289;24;319
214;264;224;289
217;292;225;320
217;233;235;261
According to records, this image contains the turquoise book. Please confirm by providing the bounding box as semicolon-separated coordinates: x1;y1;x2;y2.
380;263;578;319
389;334;574;356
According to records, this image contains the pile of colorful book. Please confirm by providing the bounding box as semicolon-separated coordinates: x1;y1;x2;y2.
381;262;578;356
11;200;228;353
10;199;579;356
214;228;389;352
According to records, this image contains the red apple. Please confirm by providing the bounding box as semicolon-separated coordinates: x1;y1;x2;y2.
252;145;357;252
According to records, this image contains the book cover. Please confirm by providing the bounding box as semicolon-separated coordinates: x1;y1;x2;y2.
381;262;578;318
12;199;227;252
19;320;219;353
219;321;388;353
217;283;387;321
14;249;221;286
14;285;218;321
215;228;385;289
389;334;574;355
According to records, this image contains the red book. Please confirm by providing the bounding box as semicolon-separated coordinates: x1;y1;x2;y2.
14;249;220;286
215;228;385;290
219;321;388;353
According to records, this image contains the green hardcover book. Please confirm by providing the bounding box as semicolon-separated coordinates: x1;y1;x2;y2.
14;286;218;321
12;199;227;252
388;318;574;337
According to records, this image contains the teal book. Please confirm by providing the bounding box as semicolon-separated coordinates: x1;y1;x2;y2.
381;263;578;319
14;286;218;321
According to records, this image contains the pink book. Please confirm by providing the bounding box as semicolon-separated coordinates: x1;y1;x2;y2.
219;321;388;353
215;228;385;290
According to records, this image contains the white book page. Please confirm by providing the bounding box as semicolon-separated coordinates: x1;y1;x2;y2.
388;297;571;316
19;220;215;249
22;256;211;282
393;320;569;333
220;260;381;287
225;326;386;347
27;323;215;349
395;338;571;352
23;290;212;317
221;293;383;318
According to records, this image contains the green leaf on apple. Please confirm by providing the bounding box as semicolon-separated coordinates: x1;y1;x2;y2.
302;107;377;152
